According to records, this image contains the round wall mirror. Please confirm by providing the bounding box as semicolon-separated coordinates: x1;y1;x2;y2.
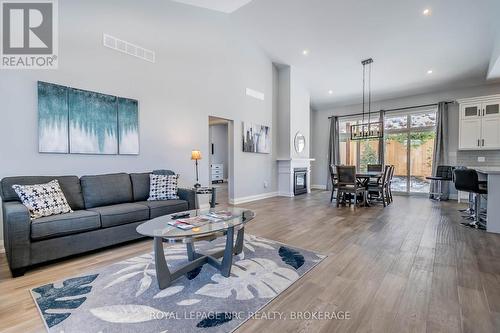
294;132;306;153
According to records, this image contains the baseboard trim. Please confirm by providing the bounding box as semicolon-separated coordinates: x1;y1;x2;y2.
229;191;278;205
278;191;294;197
311;184;327;190
0;240;4;254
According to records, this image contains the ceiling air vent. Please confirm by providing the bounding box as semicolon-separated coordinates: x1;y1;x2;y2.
103;33;155;63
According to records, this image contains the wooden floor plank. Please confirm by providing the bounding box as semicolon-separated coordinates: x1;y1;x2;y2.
1;192;500;333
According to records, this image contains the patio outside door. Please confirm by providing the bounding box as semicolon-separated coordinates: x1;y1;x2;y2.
384;109;437;194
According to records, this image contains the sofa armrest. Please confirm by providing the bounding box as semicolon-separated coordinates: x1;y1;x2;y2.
178;188;197;210
2;202;31;271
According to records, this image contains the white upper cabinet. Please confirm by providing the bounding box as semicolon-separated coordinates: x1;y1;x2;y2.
460;118;482;149
458;95;500;150
460;103;482;119
483;99;500;118
481;117;500;149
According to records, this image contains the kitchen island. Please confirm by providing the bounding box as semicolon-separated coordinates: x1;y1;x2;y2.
476;167;500;233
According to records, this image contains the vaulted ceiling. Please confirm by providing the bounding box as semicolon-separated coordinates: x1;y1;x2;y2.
173;0;500;109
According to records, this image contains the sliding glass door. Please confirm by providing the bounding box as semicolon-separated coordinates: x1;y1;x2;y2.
384;110;436;194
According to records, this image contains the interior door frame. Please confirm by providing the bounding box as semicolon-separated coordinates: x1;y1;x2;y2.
208;116;234;202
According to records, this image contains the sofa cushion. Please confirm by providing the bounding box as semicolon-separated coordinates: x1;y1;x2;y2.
89;203;149;228
31;210;100;241
12;180;73;219
0;175;85;210
80;173;133;208
130;172;150;202
136;200;188;219
152;169;176;176
148;174;179;201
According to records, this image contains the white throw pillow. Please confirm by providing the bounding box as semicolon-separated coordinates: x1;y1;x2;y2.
12;180;73;219
148;174;179;201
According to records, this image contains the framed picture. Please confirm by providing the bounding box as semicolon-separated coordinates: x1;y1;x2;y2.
38;81;139;155
38;82;69;153
68;89;118;154
242;122;271;154
118;98;139;155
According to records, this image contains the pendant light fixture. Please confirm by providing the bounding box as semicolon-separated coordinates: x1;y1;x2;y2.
350;58;383;140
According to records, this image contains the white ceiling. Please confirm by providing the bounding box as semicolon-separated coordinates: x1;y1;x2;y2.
228;0;500;109
171;0;253;13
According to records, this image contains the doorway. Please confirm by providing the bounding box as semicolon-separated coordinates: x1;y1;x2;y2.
384;109;437;194
209;116;231;205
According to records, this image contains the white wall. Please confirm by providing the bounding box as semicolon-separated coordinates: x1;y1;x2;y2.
290;70;311;159
276;66;311;159
311;82;500;187
276;66;291;159
209;124;228;181
0;0;279;237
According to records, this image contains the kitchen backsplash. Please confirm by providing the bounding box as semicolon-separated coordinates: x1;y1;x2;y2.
456;150;500;167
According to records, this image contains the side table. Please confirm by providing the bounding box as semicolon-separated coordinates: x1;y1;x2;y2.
193;186;217;208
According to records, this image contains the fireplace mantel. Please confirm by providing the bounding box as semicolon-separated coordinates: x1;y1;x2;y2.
277;159;312;197
276;158;315;161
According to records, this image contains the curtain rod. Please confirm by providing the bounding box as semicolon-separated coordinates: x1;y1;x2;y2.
327;101;455;119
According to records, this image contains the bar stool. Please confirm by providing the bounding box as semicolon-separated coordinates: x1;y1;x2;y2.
453;166;474;216
453;169;487;230
426;165;454;200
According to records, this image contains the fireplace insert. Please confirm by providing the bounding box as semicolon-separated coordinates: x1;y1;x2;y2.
294;168;307;195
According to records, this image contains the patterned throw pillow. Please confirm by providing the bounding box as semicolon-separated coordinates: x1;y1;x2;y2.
148;174;179;201
12;180;73;219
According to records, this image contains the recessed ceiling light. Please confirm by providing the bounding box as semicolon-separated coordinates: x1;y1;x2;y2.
422;8;431;16
302;49;309;56
427;69;433;74
328;90;333;95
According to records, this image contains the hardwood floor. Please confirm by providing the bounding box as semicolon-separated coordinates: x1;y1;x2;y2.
1;191;500;332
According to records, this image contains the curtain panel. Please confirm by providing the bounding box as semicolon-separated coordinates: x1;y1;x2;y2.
327;116;340;191
429;102;449;199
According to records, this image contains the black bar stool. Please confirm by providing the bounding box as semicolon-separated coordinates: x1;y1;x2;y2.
426;165;454;200
453;169;487;230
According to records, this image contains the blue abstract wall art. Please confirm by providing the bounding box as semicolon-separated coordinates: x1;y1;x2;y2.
117;98;139;155
38;82;69;153
38;81;139;155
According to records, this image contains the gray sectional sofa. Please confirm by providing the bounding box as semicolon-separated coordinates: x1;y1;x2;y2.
0;172;196;277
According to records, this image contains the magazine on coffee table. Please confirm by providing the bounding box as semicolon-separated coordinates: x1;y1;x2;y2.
167;220;196;230
206;210;234;220
168;215;218;230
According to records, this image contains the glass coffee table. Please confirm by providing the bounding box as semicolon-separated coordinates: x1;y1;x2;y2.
136;207;255;289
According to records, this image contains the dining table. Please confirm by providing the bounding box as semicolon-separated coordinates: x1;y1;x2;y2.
333;171;383;207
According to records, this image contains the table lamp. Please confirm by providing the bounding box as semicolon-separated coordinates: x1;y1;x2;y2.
191;150;202;188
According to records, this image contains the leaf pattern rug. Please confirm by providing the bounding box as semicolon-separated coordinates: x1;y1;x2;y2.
31;234;326;333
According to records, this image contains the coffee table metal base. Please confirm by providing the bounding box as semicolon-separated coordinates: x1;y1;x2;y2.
154;226;244;289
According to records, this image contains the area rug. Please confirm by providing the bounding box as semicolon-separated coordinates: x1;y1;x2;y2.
31;234;326;333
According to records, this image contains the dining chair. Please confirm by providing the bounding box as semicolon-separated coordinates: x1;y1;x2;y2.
329;164;337;202
387;165;395;203
367;165;391;207
367;164;383;172
335;165;365;207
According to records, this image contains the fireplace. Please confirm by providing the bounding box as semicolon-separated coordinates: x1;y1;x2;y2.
294;168;308;195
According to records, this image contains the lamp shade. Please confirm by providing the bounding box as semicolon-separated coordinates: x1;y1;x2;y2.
191;150;202;160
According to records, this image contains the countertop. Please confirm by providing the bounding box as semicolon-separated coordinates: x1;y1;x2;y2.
473;167;500;175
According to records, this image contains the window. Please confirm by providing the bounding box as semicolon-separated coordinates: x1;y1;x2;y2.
384;110;437;194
